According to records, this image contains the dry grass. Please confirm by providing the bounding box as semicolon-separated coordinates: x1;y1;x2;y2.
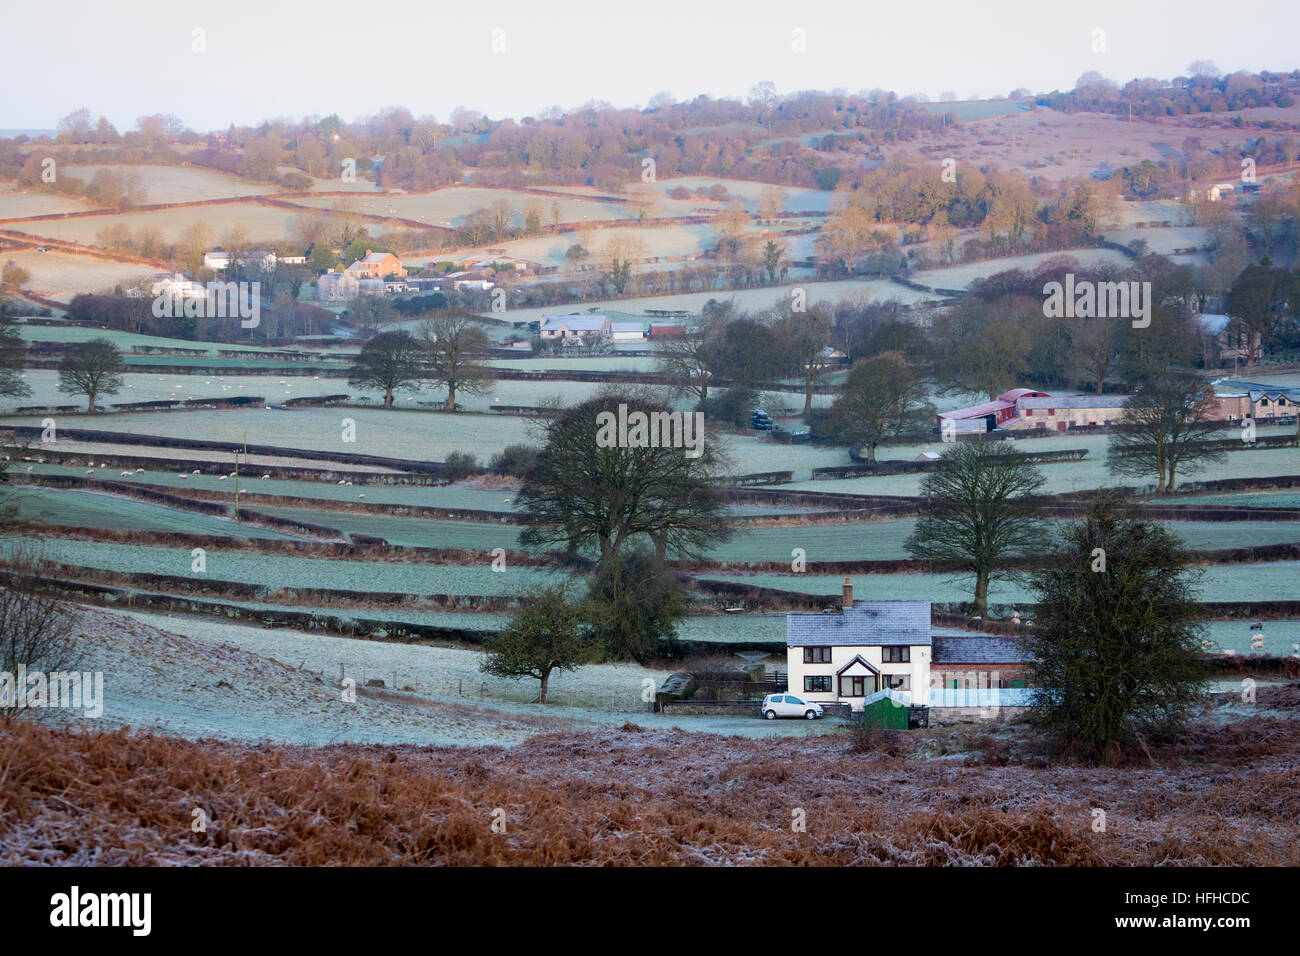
3;697;1297;865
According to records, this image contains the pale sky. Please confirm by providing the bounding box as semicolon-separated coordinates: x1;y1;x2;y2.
4;0;1299;132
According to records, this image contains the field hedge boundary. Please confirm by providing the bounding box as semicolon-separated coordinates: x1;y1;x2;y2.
4;426;444;474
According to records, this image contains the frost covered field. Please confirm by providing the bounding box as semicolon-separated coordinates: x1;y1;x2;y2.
0;250;155;301
54;608;844;745
0;535;568;596
9;202;304;246
58;164;275;203
292;186;633;227
11;405;535;460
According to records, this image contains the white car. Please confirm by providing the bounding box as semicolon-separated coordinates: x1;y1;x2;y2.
762;693;824;720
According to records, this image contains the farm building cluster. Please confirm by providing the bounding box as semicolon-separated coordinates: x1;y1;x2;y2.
938;381;1299;433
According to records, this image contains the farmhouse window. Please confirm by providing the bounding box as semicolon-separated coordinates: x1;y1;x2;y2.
884;674;910;691
803;647;831;663
804;676;831;692
881;646;910;663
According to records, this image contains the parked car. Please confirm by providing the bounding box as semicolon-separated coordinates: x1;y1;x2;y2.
762;693;824;720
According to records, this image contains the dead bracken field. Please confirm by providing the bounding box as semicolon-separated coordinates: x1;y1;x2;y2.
3;686;1298;866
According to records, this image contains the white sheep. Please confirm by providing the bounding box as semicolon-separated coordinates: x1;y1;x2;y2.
218;475;228;481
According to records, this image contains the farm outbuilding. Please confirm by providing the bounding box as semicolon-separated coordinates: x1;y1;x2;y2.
1010;395;1131;430
937;388;1048;431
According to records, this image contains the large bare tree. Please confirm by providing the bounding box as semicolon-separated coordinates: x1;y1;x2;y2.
905;441;1048;617
830;351;934;462
515;392;731;567
1107;373;1225;493
347;330;424;408
57;338;124;413
418;314;494;410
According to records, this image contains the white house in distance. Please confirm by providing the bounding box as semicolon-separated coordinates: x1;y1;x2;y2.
539;314;611;341
204;249;279;271
786;581;931;711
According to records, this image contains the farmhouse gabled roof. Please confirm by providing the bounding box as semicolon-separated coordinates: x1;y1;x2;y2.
787;600;931;648
540;315;608;331
836;654;880;676
1017;395;1130;410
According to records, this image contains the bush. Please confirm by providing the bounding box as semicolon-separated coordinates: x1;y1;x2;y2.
698;386;759;429
0;551;78;723
488;444;539;477
442;451;479;480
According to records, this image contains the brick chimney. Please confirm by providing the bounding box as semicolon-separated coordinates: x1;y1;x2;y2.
842;577;853;611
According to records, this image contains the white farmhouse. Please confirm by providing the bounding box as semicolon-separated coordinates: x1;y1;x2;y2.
539;314;611;341
786;581;931;711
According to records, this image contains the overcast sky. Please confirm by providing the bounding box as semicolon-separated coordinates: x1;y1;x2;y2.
4;0;1299;132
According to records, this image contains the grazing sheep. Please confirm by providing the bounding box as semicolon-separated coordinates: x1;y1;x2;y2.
261;474;270;480
179;475;187;480
337;480;345;485
218;475;228;481
85;469;94;475
358;494;366;499
192;469;200;474
121;471;132;477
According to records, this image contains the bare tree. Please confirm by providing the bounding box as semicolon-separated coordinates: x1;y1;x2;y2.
417;314;494;410
0;547;78;723
515;391;731;567
905;442;1049;617
830;352;934;462
1107;373;1225;493
57;338;125;412
347;331;424;408
654;310;726;402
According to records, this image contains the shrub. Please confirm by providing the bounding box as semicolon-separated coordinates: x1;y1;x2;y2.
442;451;480;480
488;444;539;477
698;386;760;428
0;555;78;723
